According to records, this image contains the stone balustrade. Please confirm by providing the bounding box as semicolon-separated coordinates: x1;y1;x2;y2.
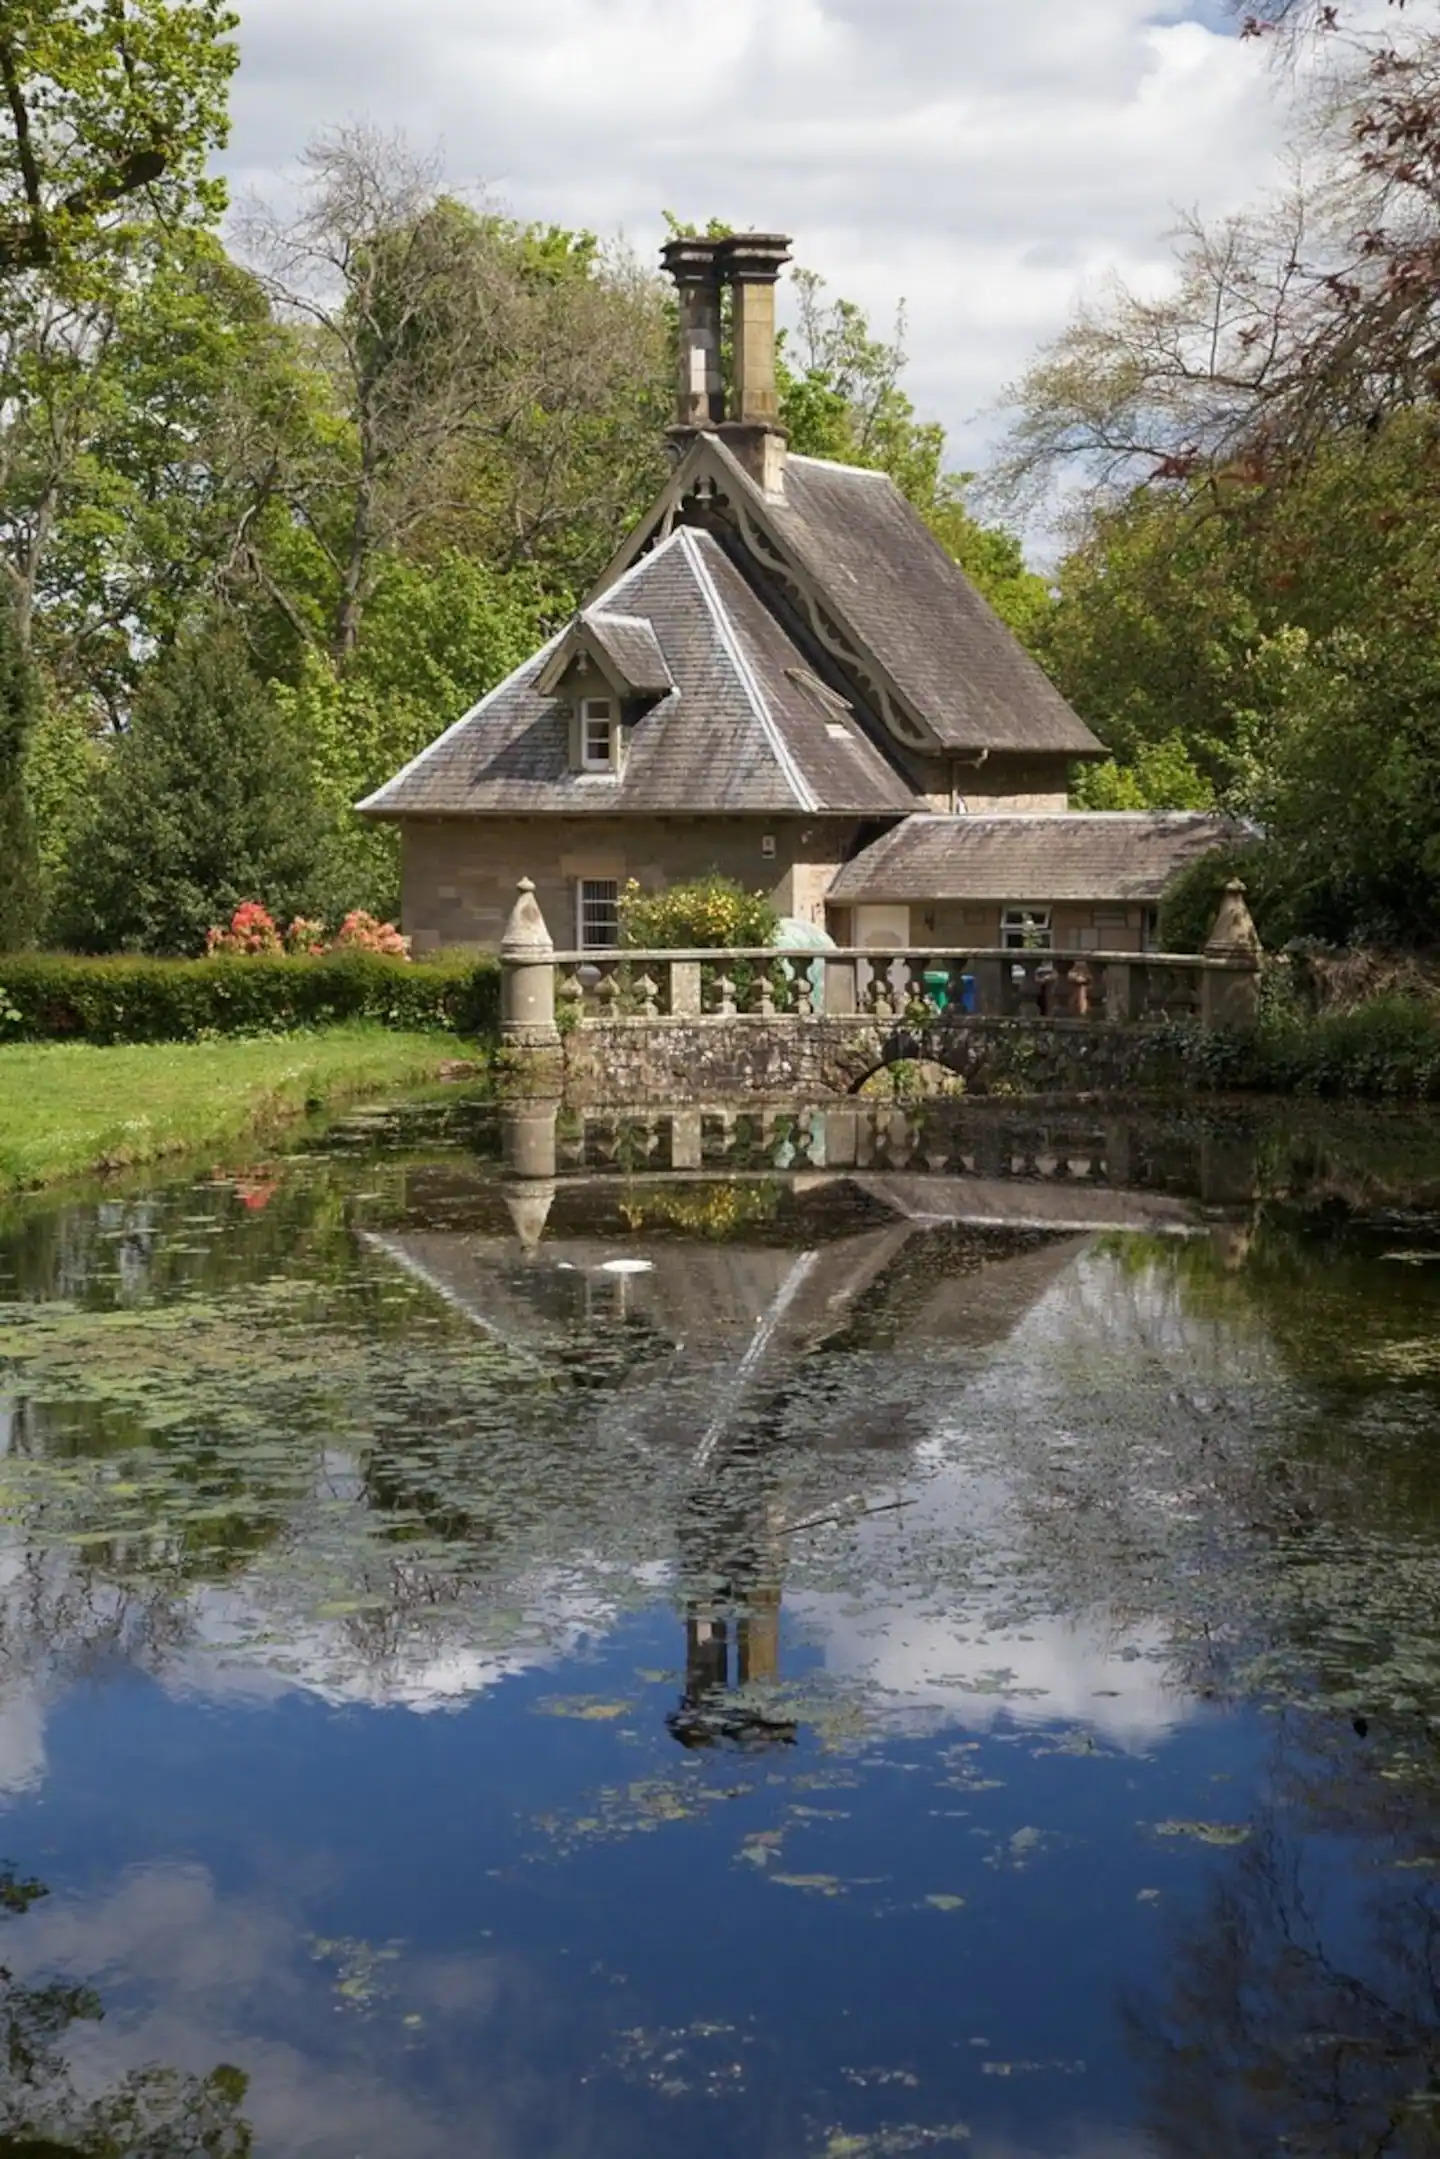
498;877;1263;1097
548;945;1221;1025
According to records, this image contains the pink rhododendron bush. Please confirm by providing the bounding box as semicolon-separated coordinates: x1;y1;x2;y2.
205;906;411;960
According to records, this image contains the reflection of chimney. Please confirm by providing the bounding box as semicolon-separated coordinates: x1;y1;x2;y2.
659;236;724;432
659;229;793;498
737;1584;781;1685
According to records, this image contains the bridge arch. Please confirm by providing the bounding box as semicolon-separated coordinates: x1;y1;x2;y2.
820;1023;993;1099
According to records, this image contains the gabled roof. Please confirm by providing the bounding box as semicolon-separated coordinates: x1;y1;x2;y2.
598;434;1106;760
773;456;1104;757
358;526;918;820
829;812;1252;904
536;608;673;698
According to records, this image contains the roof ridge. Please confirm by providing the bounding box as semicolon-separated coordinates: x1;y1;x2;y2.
596;523;693;606
786;452;891;481
676;529;818;814
583;607;656;629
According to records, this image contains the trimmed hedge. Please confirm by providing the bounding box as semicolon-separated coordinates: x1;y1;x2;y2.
0;950;498;1045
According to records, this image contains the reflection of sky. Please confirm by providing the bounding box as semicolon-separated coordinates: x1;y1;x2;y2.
790;1247;1283;1748
794;1589;1188;1748
0;1228;1304;2159
0;1241;1289;1783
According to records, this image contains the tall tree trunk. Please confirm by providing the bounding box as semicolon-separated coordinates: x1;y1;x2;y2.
0;581;39;949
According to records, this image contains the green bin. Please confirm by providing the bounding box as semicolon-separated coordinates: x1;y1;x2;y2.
922;968;951;1014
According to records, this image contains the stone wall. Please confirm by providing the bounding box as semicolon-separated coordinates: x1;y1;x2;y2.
400;814;867;952
904;751;1072;814
914;900;1153;953
558;1013;1193;1103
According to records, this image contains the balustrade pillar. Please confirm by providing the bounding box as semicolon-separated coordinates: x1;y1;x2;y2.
1201;881;1263;1031
670;1108;703;1170
499;878;560;1048
671;960;701;1017
969;957;1005;1017
824;956;858;1016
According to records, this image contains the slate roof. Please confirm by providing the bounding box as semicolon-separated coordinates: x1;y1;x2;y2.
358;526;916;820
829;812;1251;904
576;610;673;695
721;446;1106;758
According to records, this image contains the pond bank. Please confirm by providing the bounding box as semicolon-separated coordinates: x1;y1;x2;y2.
0;1026;474;1192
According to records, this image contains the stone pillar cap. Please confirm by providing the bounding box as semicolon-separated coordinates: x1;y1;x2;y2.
501;877;554;957
660;236;722;284
715;232;793;282
1204;878;1262;961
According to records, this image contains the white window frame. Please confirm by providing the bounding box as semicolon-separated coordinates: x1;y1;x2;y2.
1001;906;1053;952
580;697;616;774
576;878;620;950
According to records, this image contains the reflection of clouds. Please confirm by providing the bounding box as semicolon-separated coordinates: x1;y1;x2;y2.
998;1244;1280;1384
794;1589;1187;1748
0;1682;47;1794
0;1239;1289;1768
166;1555;667;1713
786;1243;1289;1749
2;1861;519;2159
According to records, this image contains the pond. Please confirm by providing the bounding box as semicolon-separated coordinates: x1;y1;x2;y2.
2;1092;1440;2157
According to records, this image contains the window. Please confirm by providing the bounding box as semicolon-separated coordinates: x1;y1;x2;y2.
577;879;620;949
1001;907;1053;951
580;697;615;773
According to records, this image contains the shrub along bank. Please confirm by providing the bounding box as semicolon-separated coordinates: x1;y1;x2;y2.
1183;992;1440;1102
0;951;498;1045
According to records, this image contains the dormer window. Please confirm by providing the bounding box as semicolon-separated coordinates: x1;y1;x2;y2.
580;697;616;773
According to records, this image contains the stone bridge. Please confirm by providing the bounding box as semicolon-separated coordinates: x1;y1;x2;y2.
496;878;1262;1103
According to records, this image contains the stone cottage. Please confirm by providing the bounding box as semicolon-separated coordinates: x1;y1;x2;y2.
359;231;1239;955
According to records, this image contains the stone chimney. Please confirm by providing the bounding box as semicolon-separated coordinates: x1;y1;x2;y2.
659;235;724;432
660;229;792;497
716;232;791;496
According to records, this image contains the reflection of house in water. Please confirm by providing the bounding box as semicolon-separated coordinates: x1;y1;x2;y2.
363;1101;1236;1743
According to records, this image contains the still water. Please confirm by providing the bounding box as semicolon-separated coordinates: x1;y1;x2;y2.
1;1093;1440;2157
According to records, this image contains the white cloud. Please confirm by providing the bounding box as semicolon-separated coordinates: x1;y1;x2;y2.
223;0;1304;476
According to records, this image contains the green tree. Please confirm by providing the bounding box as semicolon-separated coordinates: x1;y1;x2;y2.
0;580;40;947
0;0;237;289
57;618;331;953
243;129;671;655
1039;490;1271;794
274;549;548;917
1041;411;1440;937
1072;733;1215;811
1;228;326;699
26;691;100;935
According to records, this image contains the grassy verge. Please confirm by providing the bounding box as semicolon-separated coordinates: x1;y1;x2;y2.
0;1026;470;1193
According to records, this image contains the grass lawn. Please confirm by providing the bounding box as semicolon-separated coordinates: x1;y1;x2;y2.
0;1026;468;1192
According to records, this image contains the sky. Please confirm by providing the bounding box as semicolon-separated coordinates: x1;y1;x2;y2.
221;0;1308;483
